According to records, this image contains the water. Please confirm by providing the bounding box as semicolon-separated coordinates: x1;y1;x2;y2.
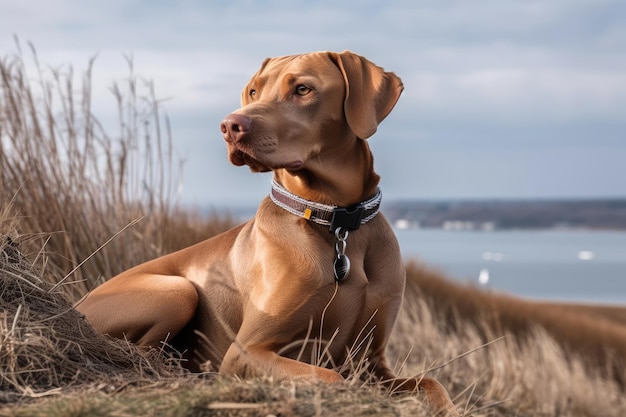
394;228;626;304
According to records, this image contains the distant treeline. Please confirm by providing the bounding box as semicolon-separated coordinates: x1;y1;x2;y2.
383;199;626;230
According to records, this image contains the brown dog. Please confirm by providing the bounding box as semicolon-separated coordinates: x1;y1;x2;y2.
77;51;458;416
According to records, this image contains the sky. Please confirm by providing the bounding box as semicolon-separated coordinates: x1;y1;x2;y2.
1;0;625;207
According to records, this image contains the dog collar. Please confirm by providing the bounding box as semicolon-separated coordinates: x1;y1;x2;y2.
270;179;382;282
270;179;382;232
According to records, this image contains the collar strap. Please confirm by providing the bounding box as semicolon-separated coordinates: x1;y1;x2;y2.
270;179;382;232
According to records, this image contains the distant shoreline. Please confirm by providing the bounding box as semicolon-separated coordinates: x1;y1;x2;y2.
202;198;626;231
383;198;626;231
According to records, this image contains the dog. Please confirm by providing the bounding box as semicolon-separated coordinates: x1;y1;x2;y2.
77;50;459;416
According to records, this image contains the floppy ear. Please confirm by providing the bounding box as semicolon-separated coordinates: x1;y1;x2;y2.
330;51;404;139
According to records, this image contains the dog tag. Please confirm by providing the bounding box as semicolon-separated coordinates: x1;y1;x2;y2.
333;254;350;281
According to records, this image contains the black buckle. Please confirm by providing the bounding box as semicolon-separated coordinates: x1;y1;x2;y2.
329;206;364;232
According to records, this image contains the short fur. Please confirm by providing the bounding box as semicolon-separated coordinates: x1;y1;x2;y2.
77;51;458;416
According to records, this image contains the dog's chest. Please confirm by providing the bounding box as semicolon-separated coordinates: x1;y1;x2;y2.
285;277;380;361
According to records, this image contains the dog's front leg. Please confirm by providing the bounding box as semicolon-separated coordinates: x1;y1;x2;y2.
220;342;343;383
364;326;459;417
371;361;459;417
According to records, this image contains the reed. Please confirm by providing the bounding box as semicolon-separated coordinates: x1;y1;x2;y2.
0;41;232;302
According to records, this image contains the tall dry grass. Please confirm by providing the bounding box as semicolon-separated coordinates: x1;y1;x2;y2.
400;264;626;416
0;41;232;302
404;261;626;387
2;45;626;416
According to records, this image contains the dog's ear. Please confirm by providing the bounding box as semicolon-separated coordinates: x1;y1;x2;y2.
330;51;404;139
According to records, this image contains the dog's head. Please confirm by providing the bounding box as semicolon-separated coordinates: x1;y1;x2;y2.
221;51;403;176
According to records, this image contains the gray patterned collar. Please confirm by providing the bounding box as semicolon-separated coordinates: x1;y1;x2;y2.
269;179;382;232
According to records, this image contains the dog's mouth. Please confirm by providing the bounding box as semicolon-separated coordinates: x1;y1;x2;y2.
229;146;303;172
229;148;270;173
229;149;247;167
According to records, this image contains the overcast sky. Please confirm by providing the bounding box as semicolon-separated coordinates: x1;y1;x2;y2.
1;0;625;207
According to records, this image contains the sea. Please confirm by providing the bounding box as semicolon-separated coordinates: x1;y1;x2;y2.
394;228;626;305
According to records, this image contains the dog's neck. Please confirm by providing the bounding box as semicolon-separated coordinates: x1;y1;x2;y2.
273;140;379;207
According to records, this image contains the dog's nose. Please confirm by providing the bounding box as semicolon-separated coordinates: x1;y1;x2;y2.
221;114;252;143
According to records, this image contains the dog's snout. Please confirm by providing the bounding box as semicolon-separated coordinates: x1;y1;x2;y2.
221;114;252;143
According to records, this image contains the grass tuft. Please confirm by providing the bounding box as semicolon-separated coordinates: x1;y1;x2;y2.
0;226;188;404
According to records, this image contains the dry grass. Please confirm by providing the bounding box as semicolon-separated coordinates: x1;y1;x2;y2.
400;265;626;416
0;40;233;302
1;45;626;416
404;261;626;387
4;232;626;416
0;233;188;403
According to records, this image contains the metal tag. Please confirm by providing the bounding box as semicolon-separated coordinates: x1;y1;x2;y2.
333;253;351;281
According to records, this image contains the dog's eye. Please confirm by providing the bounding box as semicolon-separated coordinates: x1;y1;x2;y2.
249;89;257;98
295;85;312;96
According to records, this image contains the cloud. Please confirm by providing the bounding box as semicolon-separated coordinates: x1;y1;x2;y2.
405;67;626;126
2;0;625;202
